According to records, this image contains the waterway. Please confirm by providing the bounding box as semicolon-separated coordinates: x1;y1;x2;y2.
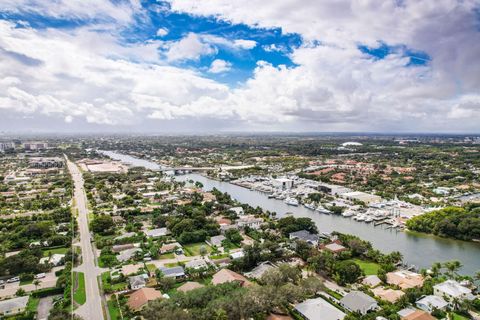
101;150;480;275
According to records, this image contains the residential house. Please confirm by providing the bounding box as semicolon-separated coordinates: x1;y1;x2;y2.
289;230;320;246
386;270;424;290
372;287;405;303
340;291;378;315
416;295;448;313
159;242;182;254
112;243;135;253
39;253;65;266
295;297;346;320
159;266;185;279
144;228;168;238
114;232;136;241
229;207;244;216
322;242;347;254
212;268;252;287
229;251;245;260
397;308;435;320
362;275;382;288
245;261;277;280
118;248;142;262
433;280;475;302
0;296;29;317
177;281;205;293
129;274;148;290
208;235;226;247
126;288;162;311
185;259;209;270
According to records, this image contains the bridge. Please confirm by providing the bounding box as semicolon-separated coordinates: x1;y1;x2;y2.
160;165;254;174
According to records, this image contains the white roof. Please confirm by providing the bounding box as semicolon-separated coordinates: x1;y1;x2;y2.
230;251;245;259
0;296;29;314
416;295;448;309
295;297;346;320
434;280;473;298
144;228;168;237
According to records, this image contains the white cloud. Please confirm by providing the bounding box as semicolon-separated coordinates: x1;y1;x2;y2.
163;33;216;61
208;59;232;73
233;39;257;49
156;27;169;37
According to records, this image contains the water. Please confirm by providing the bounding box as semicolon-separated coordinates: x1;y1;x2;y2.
98;150;163;171
102;150;480;275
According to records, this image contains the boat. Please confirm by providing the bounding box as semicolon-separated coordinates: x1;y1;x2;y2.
316;205;331;214
364;216;373;223
285;197;299;206
342;209;355;217
304;203;316;210
356;214;366;221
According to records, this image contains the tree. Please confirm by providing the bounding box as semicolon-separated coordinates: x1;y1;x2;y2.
225;229;243;245
444;260;462;279
15;288;26;296
90;215;114;235
333;260;363;285
33;279;40;290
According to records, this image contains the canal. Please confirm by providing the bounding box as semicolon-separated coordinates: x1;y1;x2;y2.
100;150;480;275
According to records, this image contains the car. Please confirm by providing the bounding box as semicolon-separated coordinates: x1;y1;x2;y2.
34;273;46;279
7;277;20;283
144;257;152;261
0;280;5;285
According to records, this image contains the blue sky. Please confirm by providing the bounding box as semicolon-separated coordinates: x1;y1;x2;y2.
0;0;479;132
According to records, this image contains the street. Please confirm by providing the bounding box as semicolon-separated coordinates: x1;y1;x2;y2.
66;158;104;320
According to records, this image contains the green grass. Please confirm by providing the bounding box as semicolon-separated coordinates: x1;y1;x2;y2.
42;247;68;257
183;242;212;256
325;288;343;300
164;262;179;268
450;313;469;320
159;252;175;259
348;259;381;275
20;278;33;285
73;272;86;305
26;296;40;313
210;253;230;260
108;299;121;320
146;263;157;272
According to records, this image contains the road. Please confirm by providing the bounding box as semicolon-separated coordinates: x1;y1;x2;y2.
67;158;104;320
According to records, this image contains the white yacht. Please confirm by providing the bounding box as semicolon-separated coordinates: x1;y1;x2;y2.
316;205;331;214
304;203;316;210
285;197;299;206
342;209;355;217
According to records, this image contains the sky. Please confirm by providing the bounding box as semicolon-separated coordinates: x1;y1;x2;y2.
0;0;479;133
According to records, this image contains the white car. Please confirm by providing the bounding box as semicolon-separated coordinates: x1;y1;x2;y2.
7;277;20;283
34;273;46;279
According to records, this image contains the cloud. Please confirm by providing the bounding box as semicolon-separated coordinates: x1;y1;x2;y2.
163;32;216;61
208;59;232;73
233;39;257;49
156;27;169;37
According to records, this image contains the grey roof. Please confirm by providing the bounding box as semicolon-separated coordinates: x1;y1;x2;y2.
295;297;346;320
416;295;448;310
397;307;416;318
210;235;226;246
185;259;208;270
289;230;319;242
117;248;142;262
0;296;29;314
114;232;136;240
144;228;168;238
159;266;185;278
245;261;277;279
129;275;146;287
340;291;377;312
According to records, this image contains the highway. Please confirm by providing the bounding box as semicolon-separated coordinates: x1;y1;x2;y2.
67;158;104;320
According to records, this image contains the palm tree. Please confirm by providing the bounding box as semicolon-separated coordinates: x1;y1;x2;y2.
431;262;442;277
444;260;462;279
33;279;40;291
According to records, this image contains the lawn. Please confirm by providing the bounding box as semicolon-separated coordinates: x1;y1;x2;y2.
42;247;69;257
108;299;121;320
349;259;381;275
183;242;212;256
450;313;469;320
146;263;157;272
26;296;40;313
159;252;175;260
20;278;33;285
73;272;86;305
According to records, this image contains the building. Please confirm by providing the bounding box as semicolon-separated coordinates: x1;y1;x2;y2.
0;296;29;317
229;251;245;260
144;227;168;238
372;287;405;303
185;259;209;270
112;243;135;253
245;261;277;280
295;297;346;320
397;308;435;320
229;207;244;215
341;191;382;204
236;215;263;229
386;270;424;290
159;266;185;279
28;157;64;168
23;142;49;150
289;230;319;246
117;248;142;262
433;280;475;301
129;274;147;290
273;178;294;190
39;253;65;266
127;288;162;311
159;242;182;254
212;268;252;287
416;295;448;313
177;281;205;293
362;275;382;288
0;142;15;153
340;291;378;315
209;235;226;247
321;242;348;254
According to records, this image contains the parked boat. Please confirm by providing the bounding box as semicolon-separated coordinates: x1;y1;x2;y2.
285;197;299;206
316;205;331;214
342;209;355;217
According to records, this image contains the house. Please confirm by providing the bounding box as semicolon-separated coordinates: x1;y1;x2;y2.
159;242;181;254
362;275;382;288
112;243;135;253
0;296;29;317
340;291;378;315
295;297;346;320
144;228;168;238
289;230;319;246
229;207;244;216
185;259;209;270
39;253;65;266
208;235;226;247
212;268;252;287
177;281;205;293
433;280;475;301
397;308;435;320
386;270;424;290
114;232;136;241
266;313;293;320
372;287;405;303
236;215;263;229
322;242;347;254
245;261;277;280
273;178;294;190
159;266;185;279
416;295;448;313
129;274;148;290
229;251;245;260
118;248;142;262
126;288;162;311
